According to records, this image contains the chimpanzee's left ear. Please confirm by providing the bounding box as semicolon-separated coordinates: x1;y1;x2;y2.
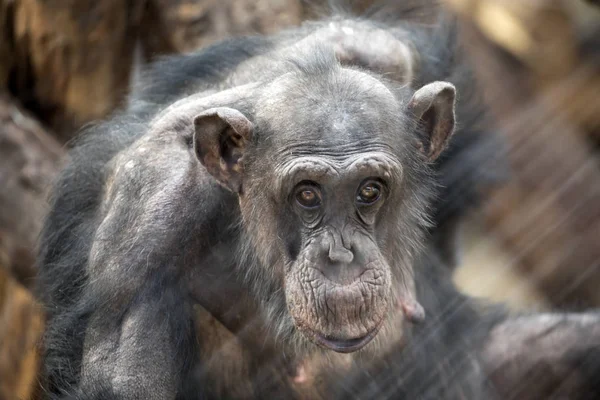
193;107;253;193
408;81;456;161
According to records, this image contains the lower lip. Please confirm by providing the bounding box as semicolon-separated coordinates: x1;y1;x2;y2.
314;328;380;353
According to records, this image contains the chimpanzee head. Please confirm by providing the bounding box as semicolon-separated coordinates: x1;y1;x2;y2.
187;52;455;354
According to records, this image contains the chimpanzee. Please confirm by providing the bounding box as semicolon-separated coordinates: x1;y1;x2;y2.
36;2;600;400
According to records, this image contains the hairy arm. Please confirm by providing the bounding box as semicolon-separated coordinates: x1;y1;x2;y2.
64;133;216;399
481;313;600;399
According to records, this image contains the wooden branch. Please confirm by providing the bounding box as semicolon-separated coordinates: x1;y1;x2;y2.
4;0;146;138
0;93;64;287
445;0;600;307
0;268;44;400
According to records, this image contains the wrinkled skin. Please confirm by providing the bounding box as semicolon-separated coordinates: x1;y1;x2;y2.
192;66;454;353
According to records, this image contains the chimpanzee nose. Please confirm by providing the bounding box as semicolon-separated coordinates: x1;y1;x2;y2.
324;243;361;285
328;244;354;264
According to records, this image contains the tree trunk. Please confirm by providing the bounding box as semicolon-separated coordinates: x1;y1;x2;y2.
0;268;44;400
447;0;600;307
0;93;59;400
0;93;64;286
4;0;146;139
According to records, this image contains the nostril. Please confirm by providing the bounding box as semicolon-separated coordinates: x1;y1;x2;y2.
328;246;354;264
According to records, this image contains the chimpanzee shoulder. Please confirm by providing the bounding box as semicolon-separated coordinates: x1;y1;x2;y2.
36;34;276;398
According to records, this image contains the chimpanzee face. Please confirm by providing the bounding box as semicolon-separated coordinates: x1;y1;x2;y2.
273;155;400;352
193;63;455;352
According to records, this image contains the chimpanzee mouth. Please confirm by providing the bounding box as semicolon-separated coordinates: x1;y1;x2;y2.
313;326;382;353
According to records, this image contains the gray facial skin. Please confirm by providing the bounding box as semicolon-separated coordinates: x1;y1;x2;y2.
176;54;456;354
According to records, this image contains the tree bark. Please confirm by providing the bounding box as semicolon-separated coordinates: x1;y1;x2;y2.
0;268;44;400
4;0;147;139
0;93;64;287
446;0;600;307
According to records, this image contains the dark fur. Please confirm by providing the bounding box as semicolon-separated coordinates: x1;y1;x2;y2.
37;35;273;395
36;4;572;400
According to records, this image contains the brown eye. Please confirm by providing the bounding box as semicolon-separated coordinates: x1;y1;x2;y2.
295;186;322;209
357;181;382;205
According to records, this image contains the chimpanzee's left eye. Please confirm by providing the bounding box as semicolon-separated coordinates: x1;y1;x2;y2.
356;180;383;205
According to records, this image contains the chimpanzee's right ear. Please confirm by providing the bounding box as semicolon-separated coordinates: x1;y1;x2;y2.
193;107;253;193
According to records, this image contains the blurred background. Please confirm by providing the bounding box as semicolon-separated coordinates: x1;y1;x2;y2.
0;0;599;398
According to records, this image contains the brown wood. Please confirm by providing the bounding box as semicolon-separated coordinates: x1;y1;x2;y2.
0;268;44;400
0;93;64;287
0;92;62;400
4;0;146;138
445;0;600;307
1;0;309;138
0;2;15;89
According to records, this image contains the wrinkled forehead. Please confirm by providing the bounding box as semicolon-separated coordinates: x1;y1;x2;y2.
274;151;403;191
255;68;404;151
